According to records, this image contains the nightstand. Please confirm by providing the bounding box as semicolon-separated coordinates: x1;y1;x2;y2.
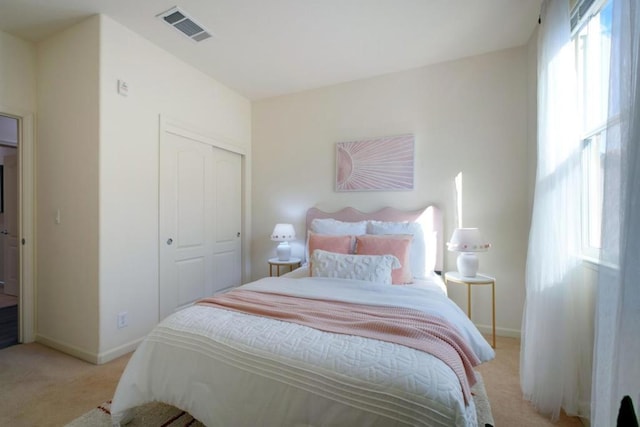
444;271;496;348
268;257;302;277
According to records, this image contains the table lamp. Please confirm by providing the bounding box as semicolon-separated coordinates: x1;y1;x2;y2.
447;228;490;277
271;223;296;261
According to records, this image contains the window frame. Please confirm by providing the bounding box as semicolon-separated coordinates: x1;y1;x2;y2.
580;128;605;261
571;0;611;262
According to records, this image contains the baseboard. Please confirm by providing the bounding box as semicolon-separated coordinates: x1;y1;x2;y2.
36;333;143;365
36;333;100;364
475;324;521;339
96;338;143;364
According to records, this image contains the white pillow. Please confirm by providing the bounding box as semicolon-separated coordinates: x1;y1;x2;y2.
310;249;400;284
310;218;368;235
367;221;436;278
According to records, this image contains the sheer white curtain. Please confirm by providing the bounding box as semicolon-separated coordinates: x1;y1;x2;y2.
520;0;589;420
591;0;640;424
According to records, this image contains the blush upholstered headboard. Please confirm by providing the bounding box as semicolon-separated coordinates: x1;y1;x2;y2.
305;206;444;273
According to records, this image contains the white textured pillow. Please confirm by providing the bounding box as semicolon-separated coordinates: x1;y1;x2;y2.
310;218;368;235
368;221;436;278
310;250;400;284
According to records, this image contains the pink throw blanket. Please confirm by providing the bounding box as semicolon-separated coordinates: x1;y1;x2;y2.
198;289;480;404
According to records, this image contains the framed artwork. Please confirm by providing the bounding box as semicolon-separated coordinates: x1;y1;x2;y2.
335;134;414;192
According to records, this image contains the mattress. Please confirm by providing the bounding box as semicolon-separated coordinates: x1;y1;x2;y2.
111;274;494;426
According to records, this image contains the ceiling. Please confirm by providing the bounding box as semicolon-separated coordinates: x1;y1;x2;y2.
0;0;542;100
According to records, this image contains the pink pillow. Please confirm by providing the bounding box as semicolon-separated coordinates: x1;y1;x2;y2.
355;234;413;284
308;232;353;258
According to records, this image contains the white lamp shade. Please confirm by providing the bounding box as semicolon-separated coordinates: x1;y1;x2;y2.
271;224;296;242
447;228;490;252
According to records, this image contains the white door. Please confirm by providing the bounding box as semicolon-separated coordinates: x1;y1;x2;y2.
159;131;242;319
3;155;19;296
212;148;242;290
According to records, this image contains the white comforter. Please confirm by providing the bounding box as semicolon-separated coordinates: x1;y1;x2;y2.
111;275;494;427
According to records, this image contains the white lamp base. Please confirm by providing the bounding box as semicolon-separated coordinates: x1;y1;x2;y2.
276;242;291;261
457;252;479;277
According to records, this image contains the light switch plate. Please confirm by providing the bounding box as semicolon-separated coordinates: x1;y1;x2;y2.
117;79;129;97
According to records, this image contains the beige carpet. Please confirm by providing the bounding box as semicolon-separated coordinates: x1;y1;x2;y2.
0;343;130;427
0;336;584;427
475;337;584;427
66;373;494;426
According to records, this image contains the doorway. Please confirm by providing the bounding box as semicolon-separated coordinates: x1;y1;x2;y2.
0;114;19;349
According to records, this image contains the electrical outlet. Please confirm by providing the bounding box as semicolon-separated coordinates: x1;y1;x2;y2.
117;311;128;329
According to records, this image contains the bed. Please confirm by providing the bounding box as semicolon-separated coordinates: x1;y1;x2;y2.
111;206;494;427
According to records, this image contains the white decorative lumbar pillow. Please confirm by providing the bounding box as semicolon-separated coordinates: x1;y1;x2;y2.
310;218;368;236
310;249;400;284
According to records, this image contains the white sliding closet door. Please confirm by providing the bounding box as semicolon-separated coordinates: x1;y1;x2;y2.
159;127;242;320
211;148;242;292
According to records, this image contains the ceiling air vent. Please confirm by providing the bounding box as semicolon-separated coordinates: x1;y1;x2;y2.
157;6;212;42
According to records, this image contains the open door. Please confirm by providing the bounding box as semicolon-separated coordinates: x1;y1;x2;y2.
0;110;35;343
3;155;18;296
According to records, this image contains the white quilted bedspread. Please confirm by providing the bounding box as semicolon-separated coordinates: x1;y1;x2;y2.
111;276;494;427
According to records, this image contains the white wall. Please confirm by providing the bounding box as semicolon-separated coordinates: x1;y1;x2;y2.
253;47;531;336
36;17;101;357
98;15;251;361
34;15;251;363
0;30;37;113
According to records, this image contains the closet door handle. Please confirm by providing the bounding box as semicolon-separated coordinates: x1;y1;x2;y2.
167;238;173;245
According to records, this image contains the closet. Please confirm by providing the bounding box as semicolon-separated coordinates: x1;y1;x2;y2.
159;124;242;320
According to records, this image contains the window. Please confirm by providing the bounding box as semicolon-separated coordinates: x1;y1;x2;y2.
572;0;612;259
581;133;605;250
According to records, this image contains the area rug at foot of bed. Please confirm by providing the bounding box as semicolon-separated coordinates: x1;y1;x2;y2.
66;373;494;427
